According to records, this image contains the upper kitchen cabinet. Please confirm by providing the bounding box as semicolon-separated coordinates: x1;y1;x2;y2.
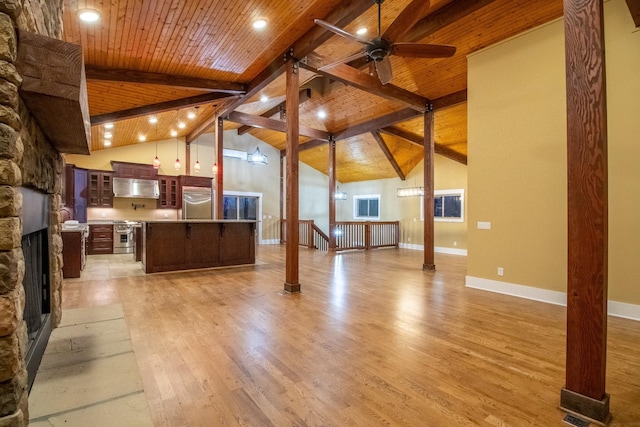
180;175;212;188
87;170;114;207
111;161;158;179
158;176;180;209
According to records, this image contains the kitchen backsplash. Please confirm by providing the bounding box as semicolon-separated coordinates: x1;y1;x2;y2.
87;198;180;221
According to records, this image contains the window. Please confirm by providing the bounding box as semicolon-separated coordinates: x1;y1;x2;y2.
223;195;258;220
353;195;380;220
420;189;465;222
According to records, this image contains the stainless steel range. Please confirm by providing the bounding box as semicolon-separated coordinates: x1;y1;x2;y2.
113;221;139;254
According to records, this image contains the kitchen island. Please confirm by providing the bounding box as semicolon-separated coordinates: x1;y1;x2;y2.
141;220;256;273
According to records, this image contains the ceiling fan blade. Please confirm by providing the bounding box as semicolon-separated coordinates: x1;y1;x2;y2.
314;19;374;46
375;56;393;85
391;43;456;58
382;0;432;44
319;51;367;71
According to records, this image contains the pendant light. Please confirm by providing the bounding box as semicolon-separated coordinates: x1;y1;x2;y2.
193;106;201;173
174;110;181;171
151;116;160;169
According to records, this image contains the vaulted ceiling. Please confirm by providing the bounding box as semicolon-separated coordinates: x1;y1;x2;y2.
62;0;565;182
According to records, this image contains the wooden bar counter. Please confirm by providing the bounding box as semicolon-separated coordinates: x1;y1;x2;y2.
141;220;256;273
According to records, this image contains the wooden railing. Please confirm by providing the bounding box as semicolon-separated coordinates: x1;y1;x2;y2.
280;220;399;252
280;219;330;251
334;221;399;251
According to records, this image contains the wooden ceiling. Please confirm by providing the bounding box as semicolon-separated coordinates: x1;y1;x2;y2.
62;0;565;182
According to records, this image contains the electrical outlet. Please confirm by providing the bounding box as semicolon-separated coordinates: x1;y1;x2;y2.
453;241;457;247
497;267;504;276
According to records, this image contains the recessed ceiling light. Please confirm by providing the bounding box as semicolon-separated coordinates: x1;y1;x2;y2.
356;27;367;36
187;111;196;120
252;18;267;30
103;140;112;147
104;132;112;139
138;135;146;142
149;116;158;124
104;123;114;129
260;94;268;102
178;122;186;129
317;110;327;119
171;130;178;137
78;8;100;23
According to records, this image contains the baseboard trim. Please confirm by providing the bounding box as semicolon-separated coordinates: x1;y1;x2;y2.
259;239;280;245
399;243;467;256
465;276;640;321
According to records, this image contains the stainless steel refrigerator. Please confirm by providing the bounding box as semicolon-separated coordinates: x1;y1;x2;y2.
182;187;213;219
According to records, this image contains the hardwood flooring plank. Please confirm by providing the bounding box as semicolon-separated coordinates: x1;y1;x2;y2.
60;247;640;426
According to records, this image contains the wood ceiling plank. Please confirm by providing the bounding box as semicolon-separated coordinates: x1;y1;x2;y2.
91;92;237;125
380;126;467;164
300;62;429;111
371;131;406;180
85;66;247;93
334;108;423;141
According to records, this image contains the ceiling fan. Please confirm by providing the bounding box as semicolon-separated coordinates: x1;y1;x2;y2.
314;0;456;84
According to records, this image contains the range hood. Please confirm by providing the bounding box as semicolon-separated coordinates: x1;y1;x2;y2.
113;177;159;199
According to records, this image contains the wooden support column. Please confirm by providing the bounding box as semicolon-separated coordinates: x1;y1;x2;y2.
185;143;191;175
279;152;285;244
423;108;435;270
560;0;610;424
215;117;224;219
328;137;337;251
284;56;300;292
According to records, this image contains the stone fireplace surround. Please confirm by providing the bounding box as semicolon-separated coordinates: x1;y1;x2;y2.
0;1;66;426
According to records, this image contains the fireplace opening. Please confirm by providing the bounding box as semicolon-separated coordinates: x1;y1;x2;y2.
22;230;51;391
20;187;52;392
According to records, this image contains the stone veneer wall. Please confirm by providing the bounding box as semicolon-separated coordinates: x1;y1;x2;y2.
0;1;64;426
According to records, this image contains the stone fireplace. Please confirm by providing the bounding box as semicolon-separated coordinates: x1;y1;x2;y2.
1;1;68;426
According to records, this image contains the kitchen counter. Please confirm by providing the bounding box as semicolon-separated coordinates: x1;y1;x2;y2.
141;220;256;273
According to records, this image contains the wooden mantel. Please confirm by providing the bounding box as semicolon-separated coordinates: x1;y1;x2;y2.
16;29;90;155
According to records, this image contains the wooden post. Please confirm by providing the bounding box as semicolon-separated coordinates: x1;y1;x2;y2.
423;108;435;270
560;0;610;424
215;117;224;220
308;222;314;249
280;152;285;244
284;56;300;293
364;222;371;250
329;138;337;251
185;143;191;175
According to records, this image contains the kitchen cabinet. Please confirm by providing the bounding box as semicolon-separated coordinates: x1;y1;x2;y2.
87;171;114;207
63;164;88;222
142;220;255;273
111;161;158;179
157;176;180;208
62;229;87;278
179;175;212;188
88;224;114;254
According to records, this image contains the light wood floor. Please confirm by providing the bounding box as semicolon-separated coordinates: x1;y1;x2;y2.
61;246;640;426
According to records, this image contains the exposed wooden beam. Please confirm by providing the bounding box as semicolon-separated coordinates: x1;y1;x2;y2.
217;0;373;121
423;111;435;270
292;139;328;154
560;0;610;423
299;62;428;111
85;65;247;94
90;92;237;125
284;58;301;292
431;89;467;110
237;89;312;135
626;0;640;27
334;108;422;141
380;126;467;165
226;111;330;141
371;131;406;180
